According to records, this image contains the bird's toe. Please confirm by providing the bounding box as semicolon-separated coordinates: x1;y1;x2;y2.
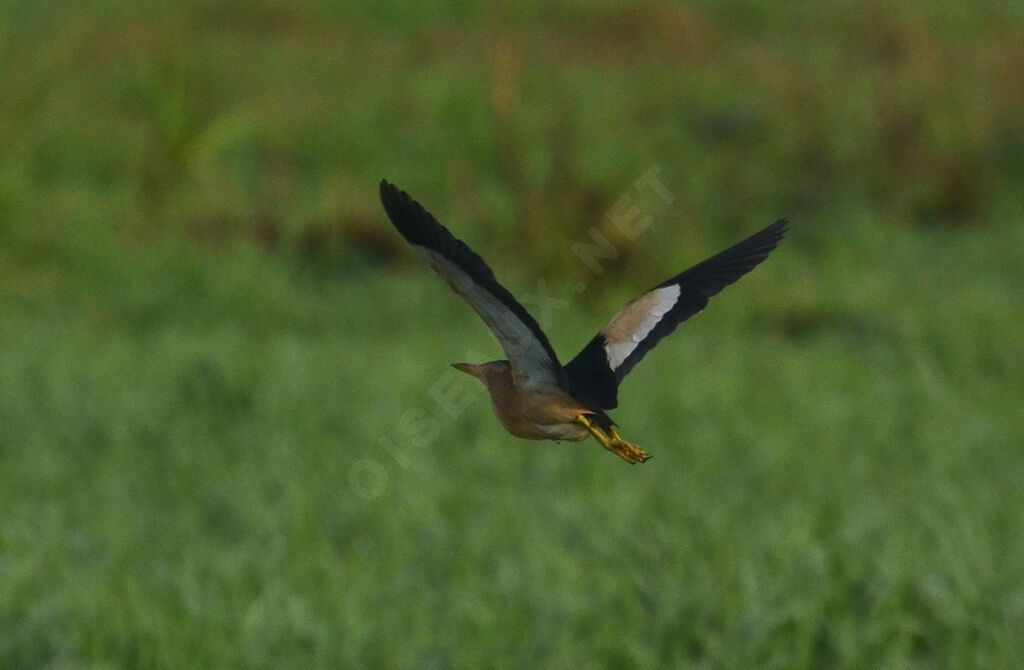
611;438;650;465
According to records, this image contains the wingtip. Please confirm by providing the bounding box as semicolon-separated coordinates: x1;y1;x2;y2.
378;178;449;252
379;180;414;224
379;178;398;202
757;218;789;248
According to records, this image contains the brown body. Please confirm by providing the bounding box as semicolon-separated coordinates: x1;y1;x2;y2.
453;362;592;441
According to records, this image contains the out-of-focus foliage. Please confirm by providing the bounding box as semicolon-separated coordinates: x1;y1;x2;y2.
1;2;1022;667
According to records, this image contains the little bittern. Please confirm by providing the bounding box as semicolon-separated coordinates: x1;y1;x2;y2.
379;180;787;464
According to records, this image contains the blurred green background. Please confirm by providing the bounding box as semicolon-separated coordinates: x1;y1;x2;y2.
2;1;1023;667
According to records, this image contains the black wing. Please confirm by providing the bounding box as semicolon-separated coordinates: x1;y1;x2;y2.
563;219;788;409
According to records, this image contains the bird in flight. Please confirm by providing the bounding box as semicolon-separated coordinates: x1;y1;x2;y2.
379;180;787;464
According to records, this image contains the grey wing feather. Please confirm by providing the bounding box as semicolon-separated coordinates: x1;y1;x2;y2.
380;180;568;391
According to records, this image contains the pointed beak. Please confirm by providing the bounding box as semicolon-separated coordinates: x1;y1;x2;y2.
452;363;483;379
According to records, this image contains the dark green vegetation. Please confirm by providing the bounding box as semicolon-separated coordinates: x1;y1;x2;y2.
2;2;1023;667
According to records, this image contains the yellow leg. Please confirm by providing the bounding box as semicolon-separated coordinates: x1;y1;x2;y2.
575;415;651;464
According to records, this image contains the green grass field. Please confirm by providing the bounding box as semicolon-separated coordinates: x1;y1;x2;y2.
2;2;1024;668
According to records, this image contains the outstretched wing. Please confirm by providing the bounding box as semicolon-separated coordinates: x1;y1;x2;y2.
379;180;568;391
563;219;788;409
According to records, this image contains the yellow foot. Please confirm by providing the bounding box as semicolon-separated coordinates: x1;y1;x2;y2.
606;427;651;464
575;415;652;464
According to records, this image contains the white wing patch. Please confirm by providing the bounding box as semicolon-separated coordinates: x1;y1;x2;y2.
416;247;561;390
603;285;681;371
